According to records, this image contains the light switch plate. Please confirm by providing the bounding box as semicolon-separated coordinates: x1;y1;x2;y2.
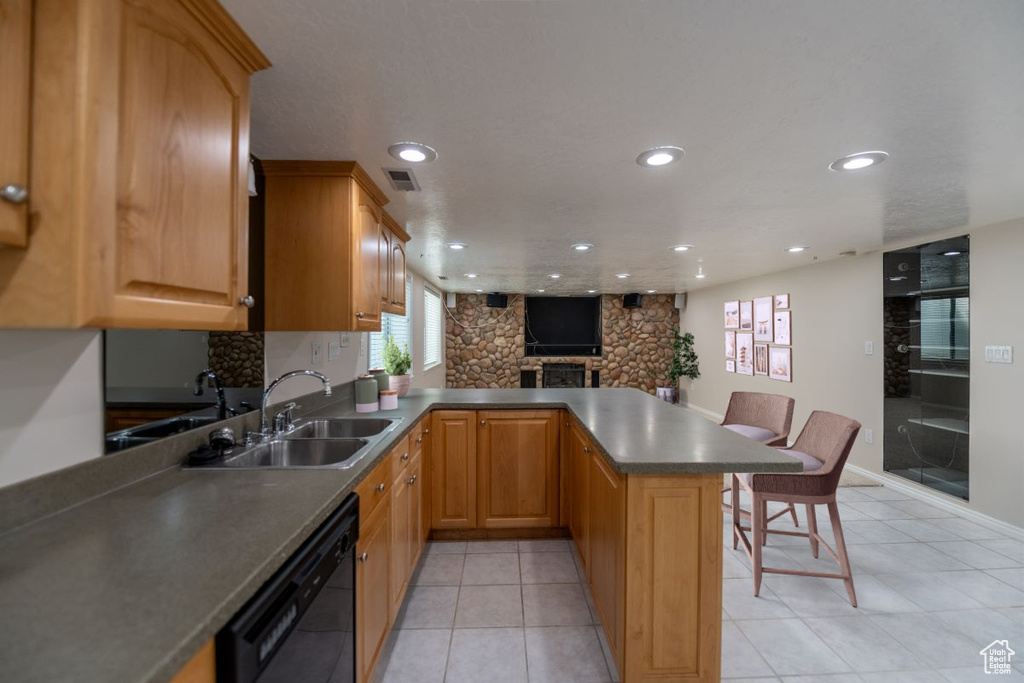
864;341;874;355
864;428;874;445
328;341;341;360
985;345;1014;363
311;341;323;365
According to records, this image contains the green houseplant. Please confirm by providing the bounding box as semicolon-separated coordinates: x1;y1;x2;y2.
382;334;413;397
660;327;699;403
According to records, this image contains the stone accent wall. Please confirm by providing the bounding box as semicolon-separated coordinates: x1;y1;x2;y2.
445;294;679;394
208;332;264;388
884;298;912;397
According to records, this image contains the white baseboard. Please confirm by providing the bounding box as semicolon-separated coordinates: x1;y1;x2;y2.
843;464;1024;543
681;402;1024;542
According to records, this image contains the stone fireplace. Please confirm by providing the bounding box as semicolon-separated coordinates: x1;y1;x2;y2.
542;362;586;388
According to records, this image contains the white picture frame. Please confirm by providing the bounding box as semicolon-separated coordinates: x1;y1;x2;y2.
739;300;753;331
754;296;773;342
725;331;736;359
773;310;791;345
775;293;789;309
736;332;754;376
769;346;792;382
726;359;735;372
724;300;740;329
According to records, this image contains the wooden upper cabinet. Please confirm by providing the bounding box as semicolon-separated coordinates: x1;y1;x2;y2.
263;161;390;331
430;410;478;529
0;0;269;328
477;410;560;528
380;210;410;316
0;0;31;248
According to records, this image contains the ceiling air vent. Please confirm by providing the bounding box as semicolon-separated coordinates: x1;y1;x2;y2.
383;167;421;192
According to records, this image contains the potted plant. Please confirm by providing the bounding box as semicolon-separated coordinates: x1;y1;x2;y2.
660;327;700;404
382;334;413;397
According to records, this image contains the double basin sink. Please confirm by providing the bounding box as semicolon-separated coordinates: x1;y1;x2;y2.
195;417;401;469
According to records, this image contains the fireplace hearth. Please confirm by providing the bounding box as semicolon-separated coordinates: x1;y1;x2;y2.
543;362;586;388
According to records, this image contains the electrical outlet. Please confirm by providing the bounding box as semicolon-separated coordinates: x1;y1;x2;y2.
328;341;341;361
864;341;874;355
311;341;323;365
864;428;874;445
340;333;350;348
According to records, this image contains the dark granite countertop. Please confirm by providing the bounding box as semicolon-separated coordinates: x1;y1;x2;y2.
0;388;799;683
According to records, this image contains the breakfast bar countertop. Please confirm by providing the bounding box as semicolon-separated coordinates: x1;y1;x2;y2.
0;388;799;683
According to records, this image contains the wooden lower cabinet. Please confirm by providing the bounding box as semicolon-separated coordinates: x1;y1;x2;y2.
569;423;590;567
477;410;559;528
356;497;391;682
587;451;626;673
430;410;477;529
390;452;424;622
170;639;215;683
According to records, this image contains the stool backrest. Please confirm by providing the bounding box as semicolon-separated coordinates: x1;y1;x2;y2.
722;392;795;439
790;410;862;495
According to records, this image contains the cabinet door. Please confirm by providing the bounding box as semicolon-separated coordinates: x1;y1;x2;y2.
352;186;382;331
588;451;625;671
389;466;411;623
407;454;424;572
378;226;393;314
87;0;254;329
569;425;590;568
389;237;407;315
0;0;31;247
357;501;391;682
430;410;477;529
559;412;572;526
477;410;559;528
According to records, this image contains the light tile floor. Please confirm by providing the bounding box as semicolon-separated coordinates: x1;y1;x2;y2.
378;485;1024;682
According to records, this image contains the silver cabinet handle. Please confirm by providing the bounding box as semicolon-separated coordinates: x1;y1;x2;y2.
423;428;430;435
0;184;28;204
401;452;409;461
359;552;368;563
391;300;398;305
407;474;417;485
416;436;422;444
480;419;487;426
375;483;385;493
356;311;365;318
583;446;591;454
238;295;255;308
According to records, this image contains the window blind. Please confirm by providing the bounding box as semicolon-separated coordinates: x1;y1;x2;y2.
424;287;442;369
369;277;413;371
920;296;969;361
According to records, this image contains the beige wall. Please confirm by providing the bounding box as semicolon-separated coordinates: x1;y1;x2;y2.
680;217;1024;528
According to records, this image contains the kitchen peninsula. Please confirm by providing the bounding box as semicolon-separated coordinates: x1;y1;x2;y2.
0;388;800;683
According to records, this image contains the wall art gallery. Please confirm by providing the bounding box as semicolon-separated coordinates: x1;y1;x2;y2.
723;293;792;382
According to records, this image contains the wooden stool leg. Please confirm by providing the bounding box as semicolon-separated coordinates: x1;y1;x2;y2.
731;476;740;550
751;493;763;596
827;501;857;607
761;499;768;546
788;504;799;527
806;504;819;558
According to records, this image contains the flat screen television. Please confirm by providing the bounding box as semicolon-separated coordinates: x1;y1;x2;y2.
524;296;602;357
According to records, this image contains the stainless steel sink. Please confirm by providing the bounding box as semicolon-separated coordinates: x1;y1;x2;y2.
283;418;397;439
216;438;369;469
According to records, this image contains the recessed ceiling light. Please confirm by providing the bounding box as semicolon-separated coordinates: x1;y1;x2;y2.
388;142;437;163
572;243;593;251
695;273;707;279
465;273;477;278
646;289;657;293
829;151;889;172
944;250;962;257
447;242;467;250
673;245;695;252
549;273;561;279
616;273;630;279
587;289;597;293
475;288;483;292
636;146;685;168
537;289;545;293
786;246;808;253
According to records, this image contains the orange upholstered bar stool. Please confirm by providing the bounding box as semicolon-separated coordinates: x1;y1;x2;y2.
731;410;862;606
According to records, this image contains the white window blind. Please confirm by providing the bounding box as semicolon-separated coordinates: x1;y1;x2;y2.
369;277;413;371
424;287;442;369
920;296;969;361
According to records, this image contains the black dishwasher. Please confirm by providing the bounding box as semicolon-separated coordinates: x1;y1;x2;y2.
217;493;358;683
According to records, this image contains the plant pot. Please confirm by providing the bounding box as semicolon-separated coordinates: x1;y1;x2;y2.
656;386;677;404
389;374;412;397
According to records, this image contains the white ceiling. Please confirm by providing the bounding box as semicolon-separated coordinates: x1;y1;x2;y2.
224;0;1024;294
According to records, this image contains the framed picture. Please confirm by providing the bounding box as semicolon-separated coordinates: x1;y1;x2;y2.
739;300;753;331
725;331;736;358
736;332;754;375
773;311;791;345
754;343;769;375
726;359;735;372
724;300;740;329
753;296;773;342
775;293;790;309
769;346;792;382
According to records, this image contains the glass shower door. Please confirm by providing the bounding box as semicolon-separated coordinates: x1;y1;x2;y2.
882;235;970;500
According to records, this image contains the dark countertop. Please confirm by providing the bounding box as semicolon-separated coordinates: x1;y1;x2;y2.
0;388;799;683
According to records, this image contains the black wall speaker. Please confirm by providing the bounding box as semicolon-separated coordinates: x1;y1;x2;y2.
623;293;643;309
487;293;508;308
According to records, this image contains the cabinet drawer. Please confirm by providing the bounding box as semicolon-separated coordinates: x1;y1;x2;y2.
409;421;425;460
356;458;391;523
388;435;411;481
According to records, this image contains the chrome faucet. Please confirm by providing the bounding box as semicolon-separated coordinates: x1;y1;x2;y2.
256;370;332;440
193;369;233;420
